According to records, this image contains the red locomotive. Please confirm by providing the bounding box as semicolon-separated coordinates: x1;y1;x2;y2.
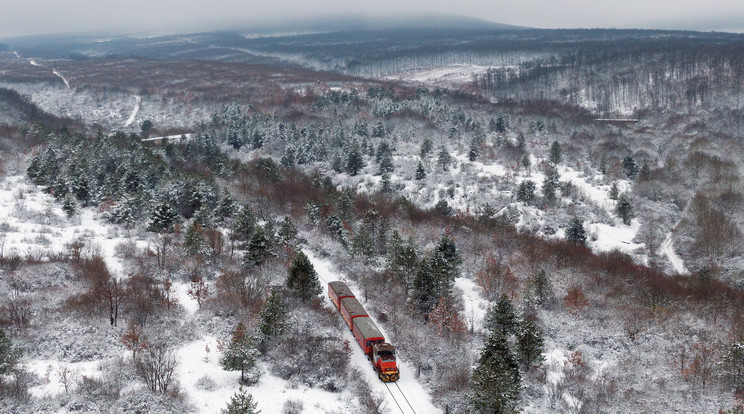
328;281;400;382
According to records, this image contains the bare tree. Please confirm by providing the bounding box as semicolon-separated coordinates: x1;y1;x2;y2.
135;343;178;393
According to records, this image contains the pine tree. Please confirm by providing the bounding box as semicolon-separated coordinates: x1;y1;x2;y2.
420;138;433;157
215;189;238;224
542;165;560;205
486;294;517;335
526;269;554;308
495;116;507;133
411;259;438;315
0;328;21;379
468;138;480;161
148;200;179;232
517;180;536;203
388;233;418;291
549;141;562;165
221;387;260;414
220;322;261;385
615;193;635;225
608;182;619;200
469;329;521;414
62;192;77;218
258;290;288;341
244;225;271;268
286;252;322;302
345;141;364;176
437;146;452;171
415;162;426;180
434;235;462;282
516;133;526;150
380;172;392;193
521;154;531;173
517;318;545;368
277;217;298;250
371;120;386;138
184;221;207;256
622;156;639;179
566;217;587;245
352;225;375;259
233;205;256;244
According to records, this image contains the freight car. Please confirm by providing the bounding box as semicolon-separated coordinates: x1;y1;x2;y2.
328;281;400;382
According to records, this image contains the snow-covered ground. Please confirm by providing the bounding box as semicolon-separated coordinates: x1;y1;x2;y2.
124;95;141;127
385;65;489;87
304;249;443;414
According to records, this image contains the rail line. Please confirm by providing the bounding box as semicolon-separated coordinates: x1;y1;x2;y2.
384;381;417;414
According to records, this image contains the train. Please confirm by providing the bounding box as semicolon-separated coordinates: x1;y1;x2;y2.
328;281;400;382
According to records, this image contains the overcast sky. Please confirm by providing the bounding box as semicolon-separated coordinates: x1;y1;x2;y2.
2;0;744;39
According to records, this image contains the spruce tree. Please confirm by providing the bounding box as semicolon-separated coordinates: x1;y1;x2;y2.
566;217;587;245
244;225;271;268
469;138;480;161
415;162;426;180
215;189;238;224
220;322;261;385
258;291;289;341
346;141;364;176
526;269;554;308
0;328;21;379
286;252;322;302
521;154;531;173
549;140;562;165
233;205;256;244
277;217;298;250
222;387;260;414
469;329;521;414
608;182;619;200
615;193;635;225
486;294;518;335
517;318;545;368
542;165;560;205
517;180;536;203
437;146;452;171
622;156;639;179
62;192;77;218
420;138;433;158
516;133;526;150
148;200;179;232
638;162;651;182
184;221;207;256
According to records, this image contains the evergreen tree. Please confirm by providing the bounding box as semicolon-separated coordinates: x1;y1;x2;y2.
371;120;386;138
184;221;207;256
352;225;375;259
437;146;452;171
258;291;289;341
345;141;364;176
434;235;462;282
521;154;531;173
566;217;587;245
542;165;560;205
277;216;298;250
380;172;392;193
517;180;536;203
286;252;322;302
220;322;261;385
215;190;238;224
375;141;391;164
420;138;433;158
148;199;179;232
233;205;256;244
62;192;77;218
469;329;521;414
516;318;545;368
244;225;271;268
608;182;620;200
469;137;480;161
486;294;517;335
495;116;507;133
388;233;418;291
549;141;562;165
516;133;526;150
415;162;426;180
434;200;453;216
0;328;21;379
526;269;554;308
622;156;639;179
222;387;260;414
615;193;635;225
411;259;438;315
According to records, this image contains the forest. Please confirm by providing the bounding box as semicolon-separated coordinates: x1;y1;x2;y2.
1;23;744;413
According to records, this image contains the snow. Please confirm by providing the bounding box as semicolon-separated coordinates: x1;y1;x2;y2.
141;133;193;143
385;65;489;87
303;249;443;414
454;277;490;332
124;95;142;127
661;231;688;274
28;59;41;67
52;69;71;89
26;359;102;398
0;174;128;276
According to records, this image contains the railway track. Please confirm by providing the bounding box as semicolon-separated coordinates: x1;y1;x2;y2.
384;381;417;414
